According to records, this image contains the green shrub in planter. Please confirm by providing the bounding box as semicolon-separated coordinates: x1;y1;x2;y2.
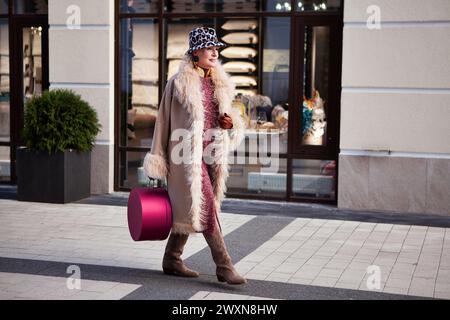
23;89;101;154
17;89;102;203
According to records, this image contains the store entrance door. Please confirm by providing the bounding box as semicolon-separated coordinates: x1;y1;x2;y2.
10;17;49;183
286;15;343;203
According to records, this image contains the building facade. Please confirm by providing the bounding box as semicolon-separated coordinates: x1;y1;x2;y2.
0;0;449;215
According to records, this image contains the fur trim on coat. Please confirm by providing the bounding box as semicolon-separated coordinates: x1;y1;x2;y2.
144;55;245;234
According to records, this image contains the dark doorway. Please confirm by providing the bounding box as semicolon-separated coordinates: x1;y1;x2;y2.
9;16;49;183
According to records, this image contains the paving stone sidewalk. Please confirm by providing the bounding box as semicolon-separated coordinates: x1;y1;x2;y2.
0;198;448;300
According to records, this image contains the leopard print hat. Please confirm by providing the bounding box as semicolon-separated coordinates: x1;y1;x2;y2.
186;27;226;55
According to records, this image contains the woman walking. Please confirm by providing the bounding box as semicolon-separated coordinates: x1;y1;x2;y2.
143;27;247;285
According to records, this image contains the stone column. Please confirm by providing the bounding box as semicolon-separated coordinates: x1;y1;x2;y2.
48;0;114;194
338;0;450;215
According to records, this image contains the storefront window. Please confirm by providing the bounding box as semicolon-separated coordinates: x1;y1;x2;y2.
120;18;159;150
226;17;290;197
120;0;159;14
0;146;9;182
301;25;329;146
22;26;43;102
14;0;48;14
119;18;159;188
164;1;290;13
116;2;342;203
0;0;7;14
295;0;341;12
120;151;149;189
0;19;9;144
291;159;336;200
229;158;287;196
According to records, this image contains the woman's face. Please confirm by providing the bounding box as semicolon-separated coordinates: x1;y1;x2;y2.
192;46;219;69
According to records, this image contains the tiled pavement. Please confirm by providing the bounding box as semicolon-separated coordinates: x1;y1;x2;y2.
0;198;449;300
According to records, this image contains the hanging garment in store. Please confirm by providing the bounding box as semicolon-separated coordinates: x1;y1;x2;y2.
230;75;257;87
221;46;257;59
223;61;257;73
132;59;159;83
222;32;258;44
221;19;258;31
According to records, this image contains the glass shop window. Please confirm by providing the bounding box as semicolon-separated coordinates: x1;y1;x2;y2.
14;0;48;14
120;0;159;14
164;0;292;13
0;19;9;182
225;17;291;197
119;18;159;150
301;25;329;146
0;0;7;14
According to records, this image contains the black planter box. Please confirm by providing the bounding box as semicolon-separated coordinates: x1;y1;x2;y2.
16;148;91;203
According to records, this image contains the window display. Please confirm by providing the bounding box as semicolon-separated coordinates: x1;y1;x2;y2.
117;3;341;203
301;26;330;146
220;17;259;103
295;0;341;12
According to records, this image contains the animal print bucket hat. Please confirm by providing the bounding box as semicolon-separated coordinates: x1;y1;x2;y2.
186;27;226;55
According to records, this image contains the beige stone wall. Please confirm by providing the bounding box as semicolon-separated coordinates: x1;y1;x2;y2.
338;0;450;215
48;0;114;194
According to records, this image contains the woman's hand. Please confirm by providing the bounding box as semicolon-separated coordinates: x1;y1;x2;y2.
218;113;233;129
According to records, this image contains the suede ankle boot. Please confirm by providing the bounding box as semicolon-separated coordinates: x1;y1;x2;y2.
162;232;199;277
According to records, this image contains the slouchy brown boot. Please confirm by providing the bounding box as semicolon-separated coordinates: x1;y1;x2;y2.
203;228;247;285
162;232;199;277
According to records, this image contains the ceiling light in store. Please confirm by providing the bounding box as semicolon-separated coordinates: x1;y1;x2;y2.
275;1;291;11
312;2;328;11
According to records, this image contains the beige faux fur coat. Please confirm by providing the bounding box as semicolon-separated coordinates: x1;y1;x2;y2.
143;55;245;235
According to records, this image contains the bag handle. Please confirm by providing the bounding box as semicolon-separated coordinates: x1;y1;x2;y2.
148;177;167;189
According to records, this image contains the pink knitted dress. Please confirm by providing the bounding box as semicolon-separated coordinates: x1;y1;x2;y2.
200;75;222;234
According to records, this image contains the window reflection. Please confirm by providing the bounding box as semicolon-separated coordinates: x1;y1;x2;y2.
120;151;151;188
14;0;48;14
119;18;159;187
120;19;159;149
23;26;43;102
0;0;7;14
120;0;159;14
0;147;9;182
292;159;336;200
0;20;9;143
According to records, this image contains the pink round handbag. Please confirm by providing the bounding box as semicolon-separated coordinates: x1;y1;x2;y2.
127;187;172;241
